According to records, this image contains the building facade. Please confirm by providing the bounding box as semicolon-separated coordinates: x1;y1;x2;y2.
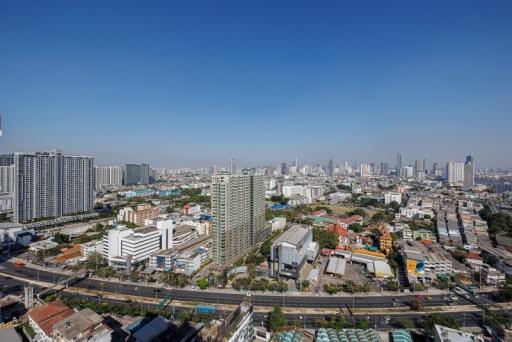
446;161;465;186
124;163;150;186
94;165;122;191
463;154;475;190
13;150;94;223
211;169;268;268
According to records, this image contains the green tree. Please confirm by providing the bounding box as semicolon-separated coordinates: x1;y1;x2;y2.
196;278;209;290
313;228;338;249
300;280;310;291
348;223;362;232
348;208;367;218
385;280;400;292
267;306;287;332
53;232;70;244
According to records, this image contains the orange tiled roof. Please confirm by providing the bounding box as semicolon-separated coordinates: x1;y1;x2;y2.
28;300;74;337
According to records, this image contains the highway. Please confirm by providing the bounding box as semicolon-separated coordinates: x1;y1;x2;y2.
1;261;497;310
58;290;487;330
0;272;495;331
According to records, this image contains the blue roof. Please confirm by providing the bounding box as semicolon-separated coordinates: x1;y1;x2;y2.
271;204;292;210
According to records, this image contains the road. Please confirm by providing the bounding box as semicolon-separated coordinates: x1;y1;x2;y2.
0;272;497;331
0;262;499;310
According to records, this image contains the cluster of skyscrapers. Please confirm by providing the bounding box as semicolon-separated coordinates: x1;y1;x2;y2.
0;150;154;224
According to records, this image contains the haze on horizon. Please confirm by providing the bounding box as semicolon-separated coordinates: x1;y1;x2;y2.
0;1;511;169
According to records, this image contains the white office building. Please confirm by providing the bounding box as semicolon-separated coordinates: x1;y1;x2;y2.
384;192;402;205
102;219;173;267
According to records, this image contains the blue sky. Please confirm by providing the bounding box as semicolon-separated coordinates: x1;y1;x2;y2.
1;1;511;168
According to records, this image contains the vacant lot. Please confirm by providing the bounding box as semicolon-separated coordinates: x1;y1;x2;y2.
311;204;381;217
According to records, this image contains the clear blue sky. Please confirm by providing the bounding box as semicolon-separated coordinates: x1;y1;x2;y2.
1;1;511;169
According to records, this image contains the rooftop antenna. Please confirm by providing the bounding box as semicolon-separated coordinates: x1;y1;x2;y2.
0;113;3;136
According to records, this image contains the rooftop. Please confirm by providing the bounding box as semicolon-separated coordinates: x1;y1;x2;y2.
273;224;309;246
28;300;74;337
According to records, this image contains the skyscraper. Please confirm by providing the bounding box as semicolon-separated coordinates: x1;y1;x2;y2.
14;150;94;223
396;153;402;177
328;159;334;176
211;169;268;268
229;158;237;174
360;163;372;177
414;159;425;181
124;164;150;186
446;161;464;186
463;154;475;190
380;162;389;176
280;162;287;176
0;164;14;193
95;166;123;191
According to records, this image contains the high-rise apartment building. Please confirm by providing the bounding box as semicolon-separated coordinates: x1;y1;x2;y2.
463;154;475;190
211;169;268;268
13;150;94;223
0;164;14;193
396;153;402;177
360;163;372;177
124;164;150;186
380;162;389;175
229;158;237;174
327;159;334;176
280;162;287;176
94;166;122;191
414;159;425;181
446;161;464;186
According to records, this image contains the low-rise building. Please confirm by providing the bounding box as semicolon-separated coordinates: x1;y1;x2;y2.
53;308;111;342
102;220;173;267
270;224;319;279
117;204;160;226
270;217;286;231
434;324;483;342
384;192;402;205
28;300;74;341
481;264;506;286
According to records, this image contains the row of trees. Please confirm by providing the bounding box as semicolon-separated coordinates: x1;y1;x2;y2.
231;277;288;292
324;281;370;294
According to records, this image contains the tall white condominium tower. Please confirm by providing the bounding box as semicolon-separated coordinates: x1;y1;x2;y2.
446;161;464;186
211;169;269;268
463;154;475;190
414;159;425;181
14;150;94;223
0;164;14;193
94;166;123;191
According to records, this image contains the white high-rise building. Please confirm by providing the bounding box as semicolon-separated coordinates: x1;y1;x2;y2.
446;161;465;186
0;165;14;193
211;169;268;268
414;159;425;181
360;163;372;177
94;165;123;191
13;150;94;223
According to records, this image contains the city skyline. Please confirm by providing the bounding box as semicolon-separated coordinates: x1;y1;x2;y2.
1;1;511;168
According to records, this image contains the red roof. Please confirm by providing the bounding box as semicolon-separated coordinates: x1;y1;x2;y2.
28;300;74;337
183;203;192;209
465;252;483;260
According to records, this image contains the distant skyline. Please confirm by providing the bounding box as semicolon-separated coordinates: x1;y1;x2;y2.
1;1;511;168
